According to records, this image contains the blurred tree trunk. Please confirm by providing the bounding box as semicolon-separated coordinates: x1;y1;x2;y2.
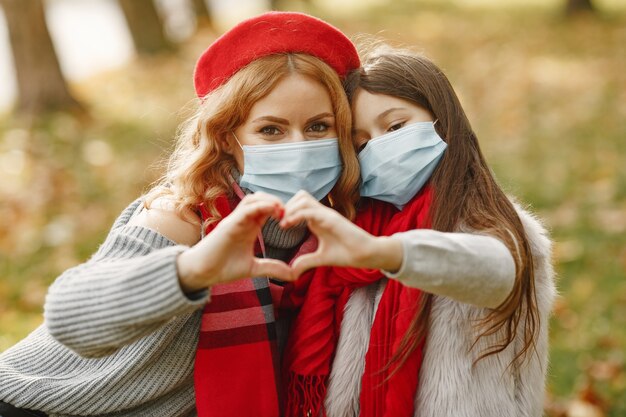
270;0;312;10
118;0;173;55
191;0;213;29
1;0;83;116
565;0;595;14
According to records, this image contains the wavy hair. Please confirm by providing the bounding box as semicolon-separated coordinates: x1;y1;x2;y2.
146;53;360;224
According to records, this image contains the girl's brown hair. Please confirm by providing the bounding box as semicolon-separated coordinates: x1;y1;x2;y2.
146;53;360;223
345;46;539;370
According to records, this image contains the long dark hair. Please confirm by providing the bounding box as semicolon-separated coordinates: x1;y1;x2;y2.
345;46;539;370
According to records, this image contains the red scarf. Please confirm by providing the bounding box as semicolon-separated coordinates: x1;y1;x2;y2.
193;181;322;417
194;184;433;417
283;186;434;417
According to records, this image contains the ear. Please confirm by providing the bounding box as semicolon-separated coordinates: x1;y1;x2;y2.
219;132;235;155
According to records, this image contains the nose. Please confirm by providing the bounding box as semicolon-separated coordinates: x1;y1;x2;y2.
287;130;307;142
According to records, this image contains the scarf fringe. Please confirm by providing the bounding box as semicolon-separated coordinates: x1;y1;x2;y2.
285;372;328;417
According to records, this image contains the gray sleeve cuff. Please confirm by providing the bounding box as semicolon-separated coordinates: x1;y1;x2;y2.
381;236;410;279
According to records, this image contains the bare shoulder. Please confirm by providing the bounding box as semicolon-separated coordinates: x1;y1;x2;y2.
127;197;202;246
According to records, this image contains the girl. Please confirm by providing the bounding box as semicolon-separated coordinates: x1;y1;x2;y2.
280;46;556;417
0;12;362;417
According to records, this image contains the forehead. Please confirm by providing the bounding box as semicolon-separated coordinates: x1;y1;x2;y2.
249;74;333;116
352;90;415;126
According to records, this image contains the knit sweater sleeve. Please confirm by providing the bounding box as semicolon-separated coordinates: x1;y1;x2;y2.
43;199;209;358
382;230;515;309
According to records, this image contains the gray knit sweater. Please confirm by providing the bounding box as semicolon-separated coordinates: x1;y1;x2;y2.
0;198;517;417
0;199;207;416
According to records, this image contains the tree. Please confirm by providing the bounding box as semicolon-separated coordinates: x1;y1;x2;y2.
1;0;83;117
191;0;213;30
118;0;173;55
270;0;313;10
565;0;595;15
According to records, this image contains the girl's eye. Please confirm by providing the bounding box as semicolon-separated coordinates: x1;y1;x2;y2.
259;126;282;135
308;122;329;133
387;122;405;132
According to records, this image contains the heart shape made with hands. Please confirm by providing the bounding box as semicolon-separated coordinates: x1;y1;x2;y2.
229;190;360;282
181;189;396;292
276;190;381;278
180;189;383;292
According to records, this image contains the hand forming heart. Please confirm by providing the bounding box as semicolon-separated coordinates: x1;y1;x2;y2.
281;191;388;277
177;191;402;293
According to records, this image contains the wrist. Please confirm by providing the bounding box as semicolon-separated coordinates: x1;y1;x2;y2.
176;248;210;294
371;236;404;273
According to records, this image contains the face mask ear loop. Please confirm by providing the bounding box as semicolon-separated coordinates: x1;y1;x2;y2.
229;130;266;257
231;131;244;150
433;119;439;126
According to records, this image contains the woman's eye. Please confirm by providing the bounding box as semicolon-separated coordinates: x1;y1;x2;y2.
387;122;405;132
259;126;282;135
308;122;329;133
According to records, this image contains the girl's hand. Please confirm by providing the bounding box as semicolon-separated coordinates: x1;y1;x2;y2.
177;192;294;292
281;191;403;277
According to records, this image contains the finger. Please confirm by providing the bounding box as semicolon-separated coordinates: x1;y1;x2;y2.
241;194;285;220
291;252;325;277
282;206;331;230
283;190;316;211
237;201;280;227
279;209;306;229
281;198;325;228
241;192;284;208
251;258;295;281
285;190;314;204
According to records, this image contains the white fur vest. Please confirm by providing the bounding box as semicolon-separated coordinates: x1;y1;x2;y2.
325;205;556;417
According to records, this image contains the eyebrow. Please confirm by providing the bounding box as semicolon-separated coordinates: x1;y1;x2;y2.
251;116;289;124
376;107;406;121
306;112;334;124
353;107;407;134
251;112;334;125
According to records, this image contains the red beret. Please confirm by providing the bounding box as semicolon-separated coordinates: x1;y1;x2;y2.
193;11;360;98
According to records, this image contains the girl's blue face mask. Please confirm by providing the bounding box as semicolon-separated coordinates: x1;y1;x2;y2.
358;121;447;209
235;135;342;203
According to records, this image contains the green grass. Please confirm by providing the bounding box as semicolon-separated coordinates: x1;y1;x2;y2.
1;2;624;415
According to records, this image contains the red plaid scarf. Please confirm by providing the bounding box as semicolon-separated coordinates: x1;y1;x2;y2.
283;186;433;417
194;183;432;417
193;180;318;417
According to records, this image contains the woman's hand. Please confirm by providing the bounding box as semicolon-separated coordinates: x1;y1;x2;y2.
280;191;404;277
177;192;295;292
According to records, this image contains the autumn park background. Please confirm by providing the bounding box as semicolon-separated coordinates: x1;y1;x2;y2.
0;0;624;415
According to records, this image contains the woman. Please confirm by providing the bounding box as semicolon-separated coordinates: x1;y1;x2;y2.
280;46;556;417
0;12;362;417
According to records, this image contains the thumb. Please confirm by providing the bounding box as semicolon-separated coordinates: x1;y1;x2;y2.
251;258;295;281
291;252;325;277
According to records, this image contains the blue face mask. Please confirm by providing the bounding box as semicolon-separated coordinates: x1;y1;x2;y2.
359;122;447;210
237;137;343;203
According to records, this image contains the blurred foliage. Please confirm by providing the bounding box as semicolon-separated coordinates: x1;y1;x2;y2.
0;1;625;416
